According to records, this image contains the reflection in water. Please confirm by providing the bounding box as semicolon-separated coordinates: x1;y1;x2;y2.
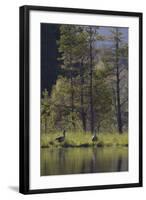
41;147;128;176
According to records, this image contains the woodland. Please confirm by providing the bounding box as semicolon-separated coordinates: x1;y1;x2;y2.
41;25;128;148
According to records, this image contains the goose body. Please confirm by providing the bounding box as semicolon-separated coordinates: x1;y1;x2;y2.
92;134;98;142
92;131;98;142
55;130;66;143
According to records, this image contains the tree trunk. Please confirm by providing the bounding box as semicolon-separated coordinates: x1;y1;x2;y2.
44;116;47;134
70;59;75;129
89;28;94;134
115;28;123;134
80;60;86;132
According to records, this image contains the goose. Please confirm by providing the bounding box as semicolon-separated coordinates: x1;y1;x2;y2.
92;131;98;142
55;130;66;143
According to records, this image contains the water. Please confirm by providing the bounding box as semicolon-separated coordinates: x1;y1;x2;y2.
41;147;128;176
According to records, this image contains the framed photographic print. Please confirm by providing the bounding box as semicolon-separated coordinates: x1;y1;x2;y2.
19;5;142;194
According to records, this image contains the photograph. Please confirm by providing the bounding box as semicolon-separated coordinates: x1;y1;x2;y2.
40;23;129;176
19;5;142;194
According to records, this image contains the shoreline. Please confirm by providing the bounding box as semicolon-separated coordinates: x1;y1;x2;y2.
41;143;128;148
41;132;128;148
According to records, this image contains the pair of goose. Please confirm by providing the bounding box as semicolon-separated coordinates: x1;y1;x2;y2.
55;130;98;143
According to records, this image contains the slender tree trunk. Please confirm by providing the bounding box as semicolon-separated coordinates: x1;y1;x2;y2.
112;86;118;129
80;60;86;132
115;28;123;134
89;28;94;134
70;58;75;129
44;116;47;134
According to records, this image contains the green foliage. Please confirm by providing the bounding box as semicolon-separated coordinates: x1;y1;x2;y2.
41;25;128;138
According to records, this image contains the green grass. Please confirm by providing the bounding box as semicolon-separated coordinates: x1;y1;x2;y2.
41;132;128;148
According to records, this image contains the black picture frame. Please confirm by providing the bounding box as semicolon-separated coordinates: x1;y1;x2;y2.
19;5;143;194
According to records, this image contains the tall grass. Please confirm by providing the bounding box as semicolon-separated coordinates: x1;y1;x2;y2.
41;132;128;148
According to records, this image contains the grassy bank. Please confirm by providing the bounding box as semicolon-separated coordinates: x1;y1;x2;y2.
41;132;128;148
